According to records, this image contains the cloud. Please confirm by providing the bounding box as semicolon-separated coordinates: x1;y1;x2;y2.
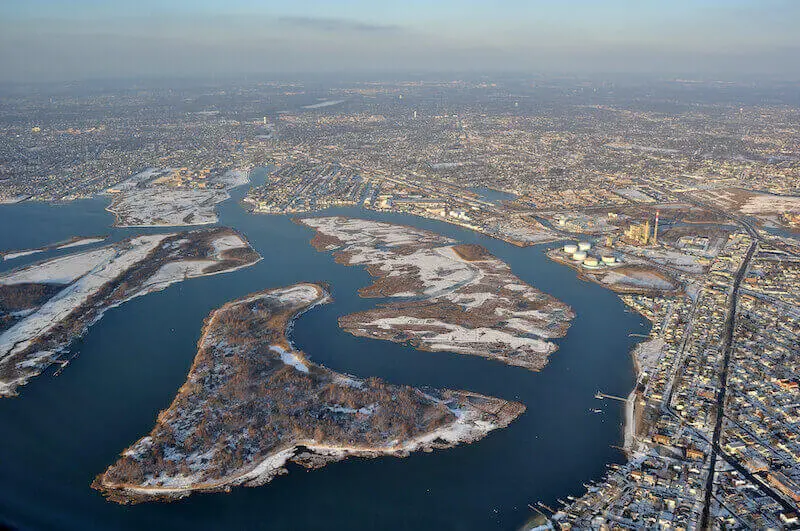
277;16;402;34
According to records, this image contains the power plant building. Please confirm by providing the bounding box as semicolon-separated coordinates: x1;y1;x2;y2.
623;211;660;246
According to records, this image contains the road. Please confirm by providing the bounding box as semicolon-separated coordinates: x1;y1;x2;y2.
698;216;759;528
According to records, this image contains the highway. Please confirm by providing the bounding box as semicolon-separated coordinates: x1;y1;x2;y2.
641;201;795;525
698;216;760;528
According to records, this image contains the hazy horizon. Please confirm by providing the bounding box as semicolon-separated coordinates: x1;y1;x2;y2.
1;0;799;83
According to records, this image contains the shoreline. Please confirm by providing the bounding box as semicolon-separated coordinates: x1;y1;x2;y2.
1;235;108;261
96;404;510;503
104;167;253;228
0;228;262;397
547;249;681;296
249;203;560;248
622;337;653;454
299;216;575;372
544;244;665;459
93;282;525;504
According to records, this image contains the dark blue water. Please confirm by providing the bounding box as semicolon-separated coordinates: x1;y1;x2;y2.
470;187;517;205
0;169;646;530
763;225;799;242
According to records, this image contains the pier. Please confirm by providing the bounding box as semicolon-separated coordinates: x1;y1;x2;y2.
595;391;627;402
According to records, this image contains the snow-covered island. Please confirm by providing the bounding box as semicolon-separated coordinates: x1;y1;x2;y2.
93;283;524;504
0;227;261;396
1;235;107;261
299;217;574;371
105;167;251;227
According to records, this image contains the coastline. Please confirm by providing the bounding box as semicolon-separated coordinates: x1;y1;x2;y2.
95;404;513;503
251;203;560;248
0;228;262;397
298;216;575;372
104;167;253;228
547;249;681;296
622;337;655;454
1;235;108;261
0;191;663;528
543;243;666;461
93;282;525;504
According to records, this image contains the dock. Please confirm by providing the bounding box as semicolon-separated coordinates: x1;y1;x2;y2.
595;391;627;402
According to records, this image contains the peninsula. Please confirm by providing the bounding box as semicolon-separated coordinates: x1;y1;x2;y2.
93;283;524;504
105;168;250;227
0;227;261;396
299;217;574;371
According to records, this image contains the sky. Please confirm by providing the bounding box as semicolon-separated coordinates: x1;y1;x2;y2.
1;0;798;82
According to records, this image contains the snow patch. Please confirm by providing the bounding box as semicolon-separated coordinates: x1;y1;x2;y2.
56;237;106;250
0;247;118;285
269;345;309;373
0;235;170;363
211;234;247;257
2;249;44;261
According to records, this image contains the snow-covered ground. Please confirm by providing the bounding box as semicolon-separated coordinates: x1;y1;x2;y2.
107;188;228;227
740;193;800;215
495;219;558;244
0;195;29;204
217;169;251;189
142;261;216;289
1;236;107;261
105;167;252;227
0;235;169;370
56;237;106;250
273;284;322;305
0;230;260;396
633;247;704;274
600;270;675;290
614;188;656;203
211;234;248;257
363;316;555;356
0;247;119;285
303;217;472;296
302;217;573;369
140;233;254;292
108;168;168;192
325;404;376;415
305;217;451;248
2;249;44;261
269;345;309;373
632;337;666;374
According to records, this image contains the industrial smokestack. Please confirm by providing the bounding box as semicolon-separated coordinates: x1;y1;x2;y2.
654;211;660;245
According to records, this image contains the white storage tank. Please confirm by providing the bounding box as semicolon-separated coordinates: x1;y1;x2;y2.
563;244;578;254
578;241;592;251
601;255;616;264
582;258;600;268
572;251;587;261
